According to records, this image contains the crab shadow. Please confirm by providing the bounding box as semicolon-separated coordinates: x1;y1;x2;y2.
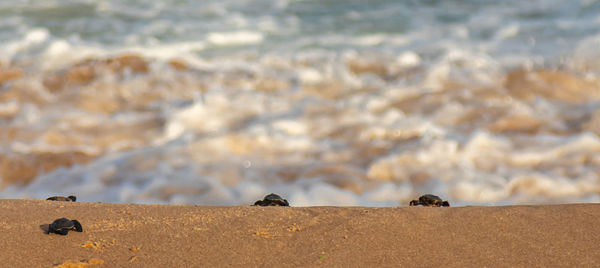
39;224;50;234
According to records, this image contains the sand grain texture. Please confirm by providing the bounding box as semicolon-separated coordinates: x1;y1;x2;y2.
0;200;597;267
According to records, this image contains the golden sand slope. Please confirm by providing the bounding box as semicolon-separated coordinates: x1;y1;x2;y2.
0;200;597;267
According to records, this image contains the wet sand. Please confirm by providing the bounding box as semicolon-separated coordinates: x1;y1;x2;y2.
0;199;598;267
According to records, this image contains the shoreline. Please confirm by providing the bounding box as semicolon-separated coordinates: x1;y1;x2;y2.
1;199;598;267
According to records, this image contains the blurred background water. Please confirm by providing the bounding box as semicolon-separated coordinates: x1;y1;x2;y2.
1;0;600;206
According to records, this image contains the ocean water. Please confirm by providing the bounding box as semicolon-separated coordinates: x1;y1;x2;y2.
1;0;600;206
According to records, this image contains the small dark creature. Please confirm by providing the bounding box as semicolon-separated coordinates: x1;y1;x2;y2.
46;195;77;202
253;193;289;206
47;218;83;235
409;194;450;207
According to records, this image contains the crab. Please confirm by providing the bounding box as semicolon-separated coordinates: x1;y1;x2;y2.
47;218;83;235
409;194;450;207
253;193;289;206
46;195;77;202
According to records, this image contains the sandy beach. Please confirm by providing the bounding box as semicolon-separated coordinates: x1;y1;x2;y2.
0;200;598;267
2;2;600;267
